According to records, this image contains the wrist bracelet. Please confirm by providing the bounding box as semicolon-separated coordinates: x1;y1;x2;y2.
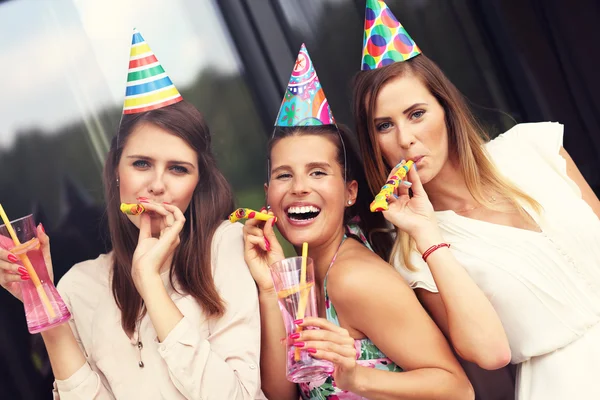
422;243;451;262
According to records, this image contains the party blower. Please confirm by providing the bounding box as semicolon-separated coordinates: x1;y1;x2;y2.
370;160;414;212
228;208;274;223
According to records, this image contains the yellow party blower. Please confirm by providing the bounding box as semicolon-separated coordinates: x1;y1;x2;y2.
228;208;274;223
370;160;414;212
120;203;146;216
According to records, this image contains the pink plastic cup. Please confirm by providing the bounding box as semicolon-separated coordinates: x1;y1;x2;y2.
270;256;334;383
0;215;70;334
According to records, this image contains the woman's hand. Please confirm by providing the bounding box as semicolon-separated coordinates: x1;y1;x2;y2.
131;202;185;297
382;163;440;240
0;224;52;302
242;210;285;293
292;317;359;391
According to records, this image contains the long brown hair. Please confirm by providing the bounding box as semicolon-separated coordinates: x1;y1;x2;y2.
103;100;233;334
268;124;393;259
353;55;540;270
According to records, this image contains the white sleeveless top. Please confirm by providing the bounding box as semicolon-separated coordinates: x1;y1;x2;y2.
395;122;600;400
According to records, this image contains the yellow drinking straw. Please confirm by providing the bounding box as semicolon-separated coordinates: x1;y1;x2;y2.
294;242;309;361
0;205;55;318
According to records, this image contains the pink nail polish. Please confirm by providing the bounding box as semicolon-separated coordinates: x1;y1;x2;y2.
21;274;30;281
293;319;303;325
264;237;271;252
307;348;317;354
18;267;27;275
7;254;18;263
289;333;301;340
293;342;305;348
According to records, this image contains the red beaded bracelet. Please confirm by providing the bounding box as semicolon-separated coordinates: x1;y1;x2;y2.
422;243;451;262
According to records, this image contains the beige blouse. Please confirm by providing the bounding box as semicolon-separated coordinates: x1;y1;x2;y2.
52;221;266;400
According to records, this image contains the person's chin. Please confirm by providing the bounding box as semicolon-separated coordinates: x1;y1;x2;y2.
281;226;320;248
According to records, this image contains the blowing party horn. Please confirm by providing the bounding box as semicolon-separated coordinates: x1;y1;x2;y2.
228;208;274;223
370;160;414;212
120;203;146;216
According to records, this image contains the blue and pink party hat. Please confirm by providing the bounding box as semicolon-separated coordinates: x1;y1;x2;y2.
275;44;335;126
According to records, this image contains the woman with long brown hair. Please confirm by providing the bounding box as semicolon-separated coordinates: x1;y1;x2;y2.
0;30;264;399
353;2;600;399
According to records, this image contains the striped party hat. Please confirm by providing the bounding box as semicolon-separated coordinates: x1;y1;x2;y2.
275;44;335;127
361;0;421;71
123;28;183;114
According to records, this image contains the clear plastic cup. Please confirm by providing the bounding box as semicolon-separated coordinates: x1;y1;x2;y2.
270;256;334;383
0;215;70;334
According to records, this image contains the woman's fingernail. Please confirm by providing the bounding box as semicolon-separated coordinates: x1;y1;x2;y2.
307;348;317;354
293;342;305;348
163;202;171;205
39;223;45;234
414;164;418;172
393;194;399;199
402;181;412;187
289;333;301;340
272;216;278;224
18;267;27;275
139;199;149;203
260;207;266;213
8;254;18;263
21;274;30;281
293;319;303;325
264;237;271;252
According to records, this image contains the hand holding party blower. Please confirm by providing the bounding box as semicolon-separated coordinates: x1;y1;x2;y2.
229;208;274;223
370;160;414;212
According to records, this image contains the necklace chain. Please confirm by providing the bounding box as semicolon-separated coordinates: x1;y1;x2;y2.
454;195;497;214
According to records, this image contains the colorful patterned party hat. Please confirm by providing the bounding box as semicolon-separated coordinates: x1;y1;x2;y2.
361;0;421;71
123;28;183;114
275;44;335;126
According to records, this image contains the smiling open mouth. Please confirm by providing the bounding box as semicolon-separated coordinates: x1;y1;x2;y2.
286;205;321;221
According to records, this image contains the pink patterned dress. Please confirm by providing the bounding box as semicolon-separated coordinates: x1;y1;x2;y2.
298;231;402;399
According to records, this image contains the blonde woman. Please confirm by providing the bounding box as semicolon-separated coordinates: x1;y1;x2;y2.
352;4;600;399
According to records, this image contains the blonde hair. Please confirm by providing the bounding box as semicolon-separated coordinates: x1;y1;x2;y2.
353;55;541;270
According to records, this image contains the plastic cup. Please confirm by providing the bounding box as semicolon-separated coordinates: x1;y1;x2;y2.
0;215;70;334
270;256;334;383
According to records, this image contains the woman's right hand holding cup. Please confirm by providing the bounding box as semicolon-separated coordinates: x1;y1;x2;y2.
242;209;285;293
